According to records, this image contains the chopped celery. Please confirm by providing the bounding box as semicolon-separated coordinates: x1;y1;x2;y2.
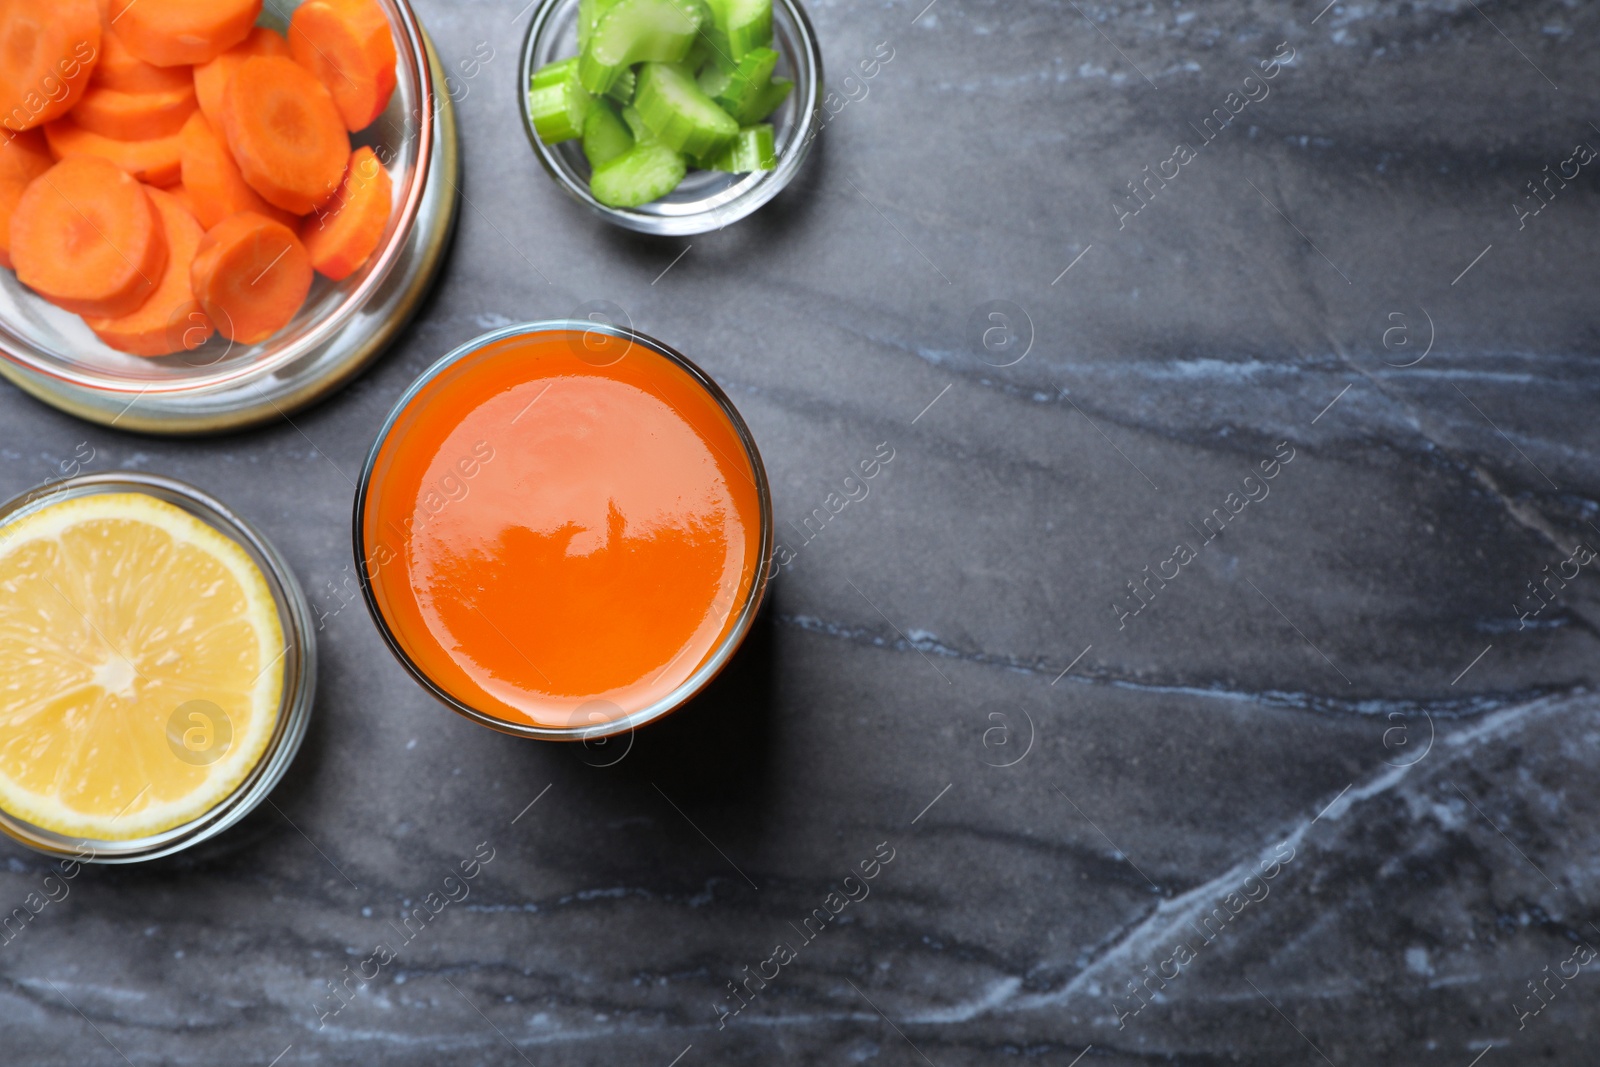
590;142;688;207
583;101;635;168
701;123;775;172
704;0;772;62
578;0;624;48
605;67;637;104
621;104;654;142
733;74;790;124
633;61;739;157
579;0;704;94
528;59;593;143
706;46;777;118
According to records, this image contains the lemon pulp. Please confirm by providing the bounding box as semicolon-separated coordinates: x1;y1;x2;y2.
0;492;284;840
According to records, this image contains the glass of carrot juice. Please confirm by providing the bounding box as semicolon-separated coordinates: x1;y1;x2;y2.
354;321;773;739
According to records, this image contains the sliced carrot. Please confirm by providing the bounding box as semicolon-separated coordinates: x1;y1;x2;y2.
178;110;296;231
301;145;391;281
110;0;261;67
0;129;54;269
72;82;197;140
90;25;193;93
0;0;102;131
43;117;183;185
84;187;212;356
221;56;349;215
288;0;397;131
190;211;312;344
164;180;198;218
10;155;167;318
193;26;289;132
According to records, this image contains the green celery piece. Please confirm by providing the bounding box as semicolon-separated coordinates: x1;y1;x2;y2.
700;123;775;172
696;50;735;98
531;56;578;89
621;104;654;142
707;46;777;117
632;61;738;157
732;73;790;124
704;0;772;61
579;0;703;95
605;67;637;103
528;60;593;143
582;101;635;168
578;0;624;48
590;142;688;207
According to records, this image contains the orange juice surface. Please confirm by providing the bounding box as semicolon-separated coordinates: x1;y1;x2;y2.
363;331;764;730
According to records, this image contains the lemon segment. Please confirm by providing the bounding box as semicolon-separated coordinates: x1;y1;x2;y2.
0;492;284;841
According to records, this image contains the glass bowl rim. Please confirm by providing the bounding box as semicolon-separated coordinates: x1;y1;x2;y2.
0;471;318;864
352;319;775;741
517;0;825;236
0;0;438;399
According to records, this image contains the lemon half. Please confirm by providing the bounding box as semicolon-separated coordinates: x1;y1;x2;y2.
0;492;284;841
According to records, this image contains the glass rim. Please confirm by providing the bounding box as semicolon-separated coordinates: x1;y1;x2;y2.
517;0;825;236
0;472;317;864
0;0;438;398
352;320;775;742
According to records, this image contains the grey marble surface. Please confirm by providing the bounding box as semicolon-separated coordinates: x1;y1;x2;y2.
3;0;1599;1063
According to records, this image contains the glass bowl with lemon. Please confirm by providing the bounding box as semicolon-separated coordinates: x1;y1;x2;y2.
0;473;315;863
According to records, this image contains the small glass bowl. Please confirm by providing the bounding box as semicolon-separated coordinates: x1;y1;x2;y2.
353;321;774;741
0;472;317;864
0;0;460;435
519;0;824;235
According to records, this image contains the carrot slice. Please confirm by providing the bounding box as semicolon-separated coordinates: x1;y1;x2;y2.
193;26;289;132
178;110;296;230
165;180;198;218
91;25;193;93
10;155;167;318
301;145;391;280
110;0;261;67
0;0;102;131
84;187;212;356
221;56;349;215
43;117;183;185
0;129;54;269
190;211;312;344
72;82;198;140
288;0;398;132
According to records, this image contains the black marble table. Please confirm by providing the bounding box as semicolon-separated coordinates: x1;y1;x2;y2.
3;0;1599;1063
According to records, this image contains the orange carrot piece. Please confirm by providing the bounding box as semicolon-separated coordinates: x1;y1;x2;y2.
164;180;198;218
288;0;397;132
221;56;349;215
0;130;54;269
0;0;102;131
110;0;261;67
190;211;312;344
10;156;167;318
43;117;183;185
84;186;212;356
178;110;296;231
301;145;390;281
72;82;197;140
193;26;289;132
91;25;193;93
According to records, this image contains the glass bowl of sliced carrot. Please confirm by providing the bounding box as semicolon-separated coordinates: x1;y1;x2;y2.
0;0;454;432
519;0;823;236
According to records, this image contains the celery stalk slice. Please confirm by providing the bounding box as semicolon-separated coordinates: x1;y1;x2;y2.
590;142;688;207
632;61;739;157
700;123;775;172
582;101;635;168
704;0;772;62
529;60;594;143
732;74;790;124
579;0;704;94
